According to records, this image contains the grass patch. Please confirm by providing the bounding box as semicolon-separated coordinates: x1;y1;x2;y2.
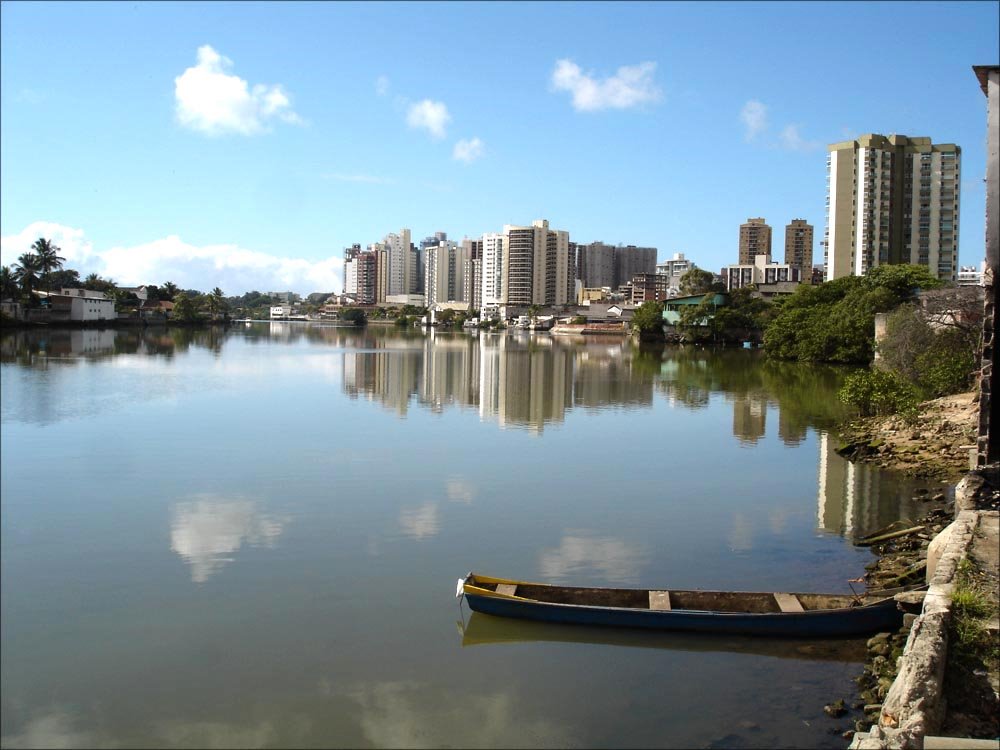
950;559;999;667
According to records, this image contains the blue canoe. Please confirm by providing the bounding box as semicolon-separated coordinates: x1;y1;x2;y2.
457;573;919;638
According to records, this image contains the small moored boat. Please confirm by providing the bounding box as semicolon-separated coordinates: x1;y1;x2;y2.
457;573;922;638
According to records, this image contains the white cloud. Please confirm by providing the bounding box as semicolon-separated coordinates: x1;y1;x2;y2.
174;45;302;136
1;222;344;295
452;137;484;164
740;99;768;140
375;75;390;96
551;59;662;112
406;99;451;139
779;123;821;152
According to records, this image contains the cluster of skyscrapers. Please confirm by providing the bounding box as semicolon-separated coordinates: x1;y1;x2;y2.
342;131;962;310
343;221;660;313
722;132;961;290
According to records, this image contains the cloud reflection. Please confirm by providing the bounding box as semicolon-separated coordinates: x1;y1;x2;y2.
154;719;276;748
0;710;107;749
170;495;286;583
538;531;645;584
398;503;439;540
445;476;476;504
347;681;572;748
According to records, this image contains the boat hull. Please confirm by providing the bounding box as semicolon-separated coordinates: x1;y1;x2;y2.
463;590;904;638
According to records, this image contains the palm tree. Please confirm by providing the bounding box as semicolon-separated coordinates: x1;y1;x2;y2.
207;287;228;319
12;253;43;300
0;266;17;300
162;281;179;301
84;272;102;286
31;238;66;290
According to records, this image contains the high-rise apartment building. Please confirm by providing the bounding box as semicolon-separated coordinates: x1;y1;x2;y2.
576;242;657;290
481;233;505;313
501;220;572;307
461;238;483;310
784;220;814;282
343;243;385;304
825;134;960;281
739;218;772;264
386;228;414;296
616;245;657;291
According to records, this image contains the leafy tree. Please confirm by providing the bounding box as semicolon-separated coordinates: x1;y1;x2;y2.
172;295;201;322
631;301;665;340
340;307;368;326
436;308;456;325
43;269;81;290
679;268;717;296
839;369;919;419
764;265;942;364
82;273;119;294
879;301;979;398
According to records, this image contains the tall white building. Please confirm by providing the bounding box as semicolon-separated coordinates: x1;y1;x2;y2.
424;239;467;308
825;134;960;281
481;232;505;315
385;228;414;296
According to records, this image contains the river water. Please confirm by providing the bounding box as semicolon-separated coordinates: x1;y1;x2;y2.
0;324;950;749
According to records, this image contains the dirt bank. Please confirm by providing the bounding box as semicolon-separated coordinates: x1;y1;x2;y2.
836;392;980;481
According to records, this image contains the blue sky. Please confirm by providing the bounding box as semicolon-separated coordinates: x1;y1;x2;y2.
2;1;998;295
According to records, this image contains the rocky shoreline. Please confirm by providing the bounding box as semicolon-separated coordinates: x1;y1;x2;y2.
835;392;980;481
829;392;999;743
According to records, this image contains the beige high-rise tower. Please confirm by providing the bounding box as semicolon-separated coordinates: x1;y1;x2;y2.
739;218;772;264
501;219;572;306
824;134;960;281
784;219;814;282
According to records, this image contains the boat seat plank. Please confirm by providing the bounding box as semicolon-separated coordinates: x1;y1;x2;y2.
649;591;672;611
774;593;805;612
495;584;518;596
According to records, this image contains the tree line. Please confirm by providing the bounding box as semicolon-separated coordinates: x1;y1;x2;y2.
1;236;235;322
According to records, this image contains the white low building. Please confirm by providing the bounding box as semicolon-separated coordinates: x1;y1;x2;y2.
39;288;116;321
723;255;801;291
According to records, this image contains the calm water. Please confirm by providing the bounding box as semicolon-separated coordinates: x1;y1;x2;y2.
0;325;950;749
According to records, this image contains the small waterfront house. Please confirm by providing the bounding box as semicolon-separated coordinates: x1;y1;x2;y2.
37;288;116;322
662;293;728;326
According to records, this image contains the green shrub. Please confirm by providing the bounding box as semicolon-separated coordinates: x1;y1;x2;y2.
839;369;920;418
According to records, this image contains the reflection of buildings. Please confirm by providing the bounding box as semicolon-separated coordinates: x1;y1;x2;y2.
342;333;651;432
816;433;931;537
730;394;767;444
420;333;479;412
573;345;654;410
342;338;424;416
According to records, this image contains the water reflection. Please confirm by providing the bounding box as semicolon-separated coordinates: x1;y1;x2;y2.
170;495;286;583
458;612;868;662
3;326;946;545
2;327;848;443
397;502;439;541
538;531;646;584
345;680;573;749
0;709;101;749
816;432;947;539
